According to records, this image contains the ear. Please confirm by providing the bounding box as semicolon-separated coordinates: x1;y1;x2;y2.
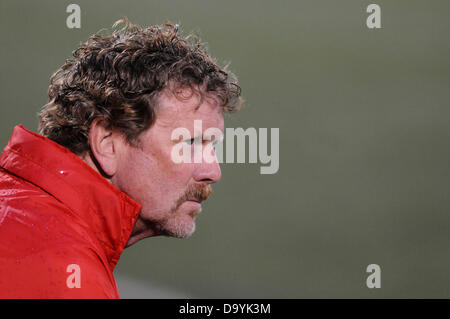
88;118;123;177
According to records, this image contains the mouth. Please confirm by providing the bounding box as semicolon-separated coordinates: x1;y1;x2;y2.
185;199;202;217
187;198;202;204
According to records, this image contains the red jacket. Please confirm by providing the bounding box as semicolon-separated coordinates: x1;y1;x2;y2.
0;125;142;298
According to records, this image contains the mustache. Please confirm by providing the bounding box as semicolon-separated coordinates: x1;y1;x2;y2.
176;183;213;207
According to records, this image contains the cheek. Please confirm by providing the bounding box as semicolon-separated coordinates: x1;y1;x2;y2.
122;147;192;199
146;143;194;182
117;147;158;194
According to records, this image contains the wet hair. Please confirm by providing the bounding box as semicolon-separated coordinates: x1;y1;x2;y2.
38;18;242;155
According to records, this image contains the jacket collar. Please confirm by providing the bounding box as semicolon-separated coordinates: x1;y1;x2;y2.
0;125;142;270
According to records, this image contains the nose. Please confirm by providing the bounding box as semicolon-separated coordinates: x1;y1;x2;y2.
193;160;222;184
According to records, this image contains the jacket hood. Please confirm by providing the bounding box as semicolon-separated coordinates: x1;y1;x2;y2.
0;124;142;269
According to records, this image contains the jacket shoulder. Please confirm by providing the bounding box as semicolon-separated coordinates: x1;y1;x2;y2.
0;169;119;298
0;168;88;246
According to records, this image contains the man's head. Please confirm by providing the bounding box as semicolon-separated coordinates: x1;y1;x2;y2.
38;19;241;243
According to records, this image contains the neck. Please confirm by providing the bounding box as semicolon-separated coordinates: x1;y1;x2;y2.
125;217;163;247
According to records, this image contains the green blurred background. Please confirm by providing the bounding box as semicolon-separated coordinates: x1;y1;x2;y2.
0;0;448;298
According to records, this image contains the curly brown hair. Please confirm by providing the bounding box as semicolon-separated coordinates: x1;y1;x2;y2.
38;19;242;155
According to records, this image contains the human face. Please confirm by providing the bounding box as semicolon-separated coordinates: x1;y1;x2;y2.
115;88;224;239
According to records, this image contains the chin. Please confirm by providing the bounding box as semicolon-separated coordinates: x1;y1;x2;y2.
163;214;196;238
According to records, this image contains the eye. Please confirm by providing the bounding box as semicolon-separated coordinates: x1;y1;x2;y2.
212;137;223;149
184;137;198;145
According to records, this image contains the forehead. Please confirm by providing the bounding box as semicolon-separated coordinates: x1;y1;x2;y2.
154;88;224;131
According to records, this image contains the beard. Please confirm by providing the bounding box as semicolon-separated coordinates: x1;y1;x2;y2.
158;183;213;238
162;214;197;238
